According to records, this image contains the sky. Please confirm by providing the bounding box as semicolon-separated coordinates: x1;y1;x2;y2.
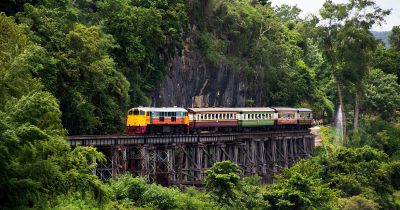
270;0;400;31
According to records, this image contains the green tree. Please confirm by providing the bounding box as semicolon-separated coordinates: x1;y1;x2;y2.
317;0;390;140
205;160;242;206
338;196;378;210
59;23;130;134
17;2;130;135
0;91;109;209
98;0;189;106
389;26;400;49
363;69;400;119
263;173;337;210
0;12;43;108
274;4;302;23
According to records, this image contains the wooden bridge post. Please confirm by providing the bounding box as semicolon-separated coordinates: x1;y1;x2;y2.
271;137;277;175
259;139;266;176
283;137;289;169
196;144;204;181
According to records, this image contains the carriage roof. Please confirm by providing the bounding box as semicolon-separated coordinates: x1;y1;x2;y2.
129;107;187;112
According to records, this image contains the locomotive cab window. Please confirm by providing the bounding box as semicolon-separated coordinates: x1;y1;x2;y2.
133;109;139;115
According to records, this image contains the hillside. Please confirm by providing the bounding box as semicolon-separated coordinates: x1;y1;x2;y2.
0;0;400;209
372;31;391;47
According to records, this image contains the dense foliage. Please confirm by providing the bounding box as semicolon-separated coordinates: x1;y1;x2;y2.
1;0;399;209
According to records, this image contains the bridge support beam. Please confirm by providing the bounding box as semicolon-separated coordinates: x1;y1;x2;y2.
71;131;314;185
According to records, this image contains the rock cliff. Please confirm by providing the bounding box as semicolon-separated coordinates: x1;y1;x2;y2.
152;47;254;107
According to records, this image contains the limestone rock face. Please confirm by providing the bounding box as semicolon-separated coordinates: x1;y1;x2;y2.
151;49;251;107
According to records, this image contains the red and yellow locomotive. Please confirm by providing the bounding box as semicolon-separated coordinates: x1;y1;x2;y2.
126;107;189;135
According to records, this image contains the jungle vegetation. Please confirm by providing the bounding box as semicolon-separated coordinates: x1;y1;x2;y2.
0;0;399;209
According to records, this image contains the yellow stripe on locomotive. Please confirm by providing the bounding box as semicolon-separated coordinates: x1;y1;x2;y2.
126;107;150;134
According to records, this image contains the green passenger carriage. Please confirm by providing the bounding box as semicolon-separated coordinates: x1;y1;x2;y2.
238;107;275;129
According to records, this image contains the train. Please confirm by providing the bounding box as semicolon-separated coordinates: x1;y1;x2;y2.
126;106;313;135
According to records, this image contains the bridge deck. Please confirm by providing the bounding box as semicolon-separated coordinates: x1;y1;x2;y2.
68;130;313;147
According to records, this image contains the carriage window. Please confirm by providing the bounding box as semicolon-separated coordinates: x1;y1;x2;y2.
146;112;150;116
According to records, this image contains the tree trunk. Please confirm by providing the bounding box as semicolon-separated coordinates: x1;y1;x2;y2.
334;76;347;145
353;92;360;131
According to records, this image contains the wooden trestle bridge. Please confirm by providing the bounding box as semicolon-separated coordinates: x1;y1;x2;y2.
68;130;315;185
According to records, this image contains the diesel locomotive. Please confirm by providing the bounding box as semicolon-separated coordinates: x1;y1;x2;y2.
126;106;312;135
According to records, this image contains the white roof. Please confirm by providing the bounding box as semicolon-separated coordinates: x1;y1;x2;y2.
297;108;312;112
129;107;187;112
239;107;274;112
187;107;275;112
187;108;243;112
272;107;298;112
